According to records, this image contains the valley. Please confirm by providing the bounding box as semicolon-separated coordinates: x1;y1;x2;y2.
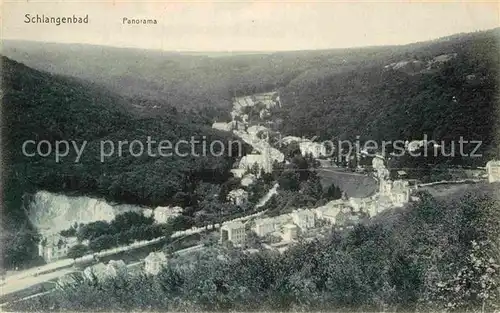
1;27;499;312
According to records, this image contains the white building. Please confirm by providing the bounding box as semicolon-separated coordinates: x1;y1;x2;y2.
291;209;315;230
349;198;365;213
227;189;249;206
282;224;298;241
234;97;248;110
372;156;390;180
252;94;278;110
253;214;293;237
379;179;393;196
397;170;408;179
241;96;255;107
299;141;327;158
212;122;233;132
235;131;284;166
231;120;246;131
253;209;316;239
486;160;500;183
379;179;410;208
315;208;336;224
364;199;381;217
279;136;328;158
372;156;385;169
348;197;380;217
314;200;346;224
144;252;168;276
220;221;246;245
253;217;275;237
254;217;279;237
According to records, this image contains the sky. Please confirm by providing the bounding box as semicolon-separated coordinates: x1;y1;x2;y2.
2;1;499;51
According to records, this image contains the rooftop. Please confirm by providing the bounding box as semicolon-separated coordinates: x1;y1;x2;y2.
221;221;245;230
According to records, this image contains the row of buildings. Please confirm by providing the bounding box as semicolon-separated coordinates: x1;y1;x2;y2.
84;251;168;282
220;208;316;246
219;182;414;247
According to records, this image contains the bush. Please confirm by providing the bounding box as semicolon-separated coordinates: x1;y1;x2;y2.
66;244;88;259
88;235;115;252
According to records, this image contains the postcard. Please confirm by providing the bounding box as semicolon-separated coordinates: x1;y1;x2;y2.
1;1;499;312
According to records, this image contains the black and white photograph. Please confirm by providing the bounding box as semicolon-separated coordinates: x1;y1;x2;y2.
1;1;499;312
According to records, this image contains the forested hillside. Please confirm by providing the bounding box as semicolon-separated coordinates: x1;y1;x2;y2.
276;29;500;165
9;183;500;312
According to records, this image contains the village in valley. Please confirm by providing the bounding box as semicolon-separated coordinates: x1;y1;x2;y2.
3;85;497;305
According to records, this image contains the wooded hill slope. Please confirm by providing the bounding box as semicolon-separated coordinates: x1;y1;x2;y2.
2;56;245;208
276;29;500;166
